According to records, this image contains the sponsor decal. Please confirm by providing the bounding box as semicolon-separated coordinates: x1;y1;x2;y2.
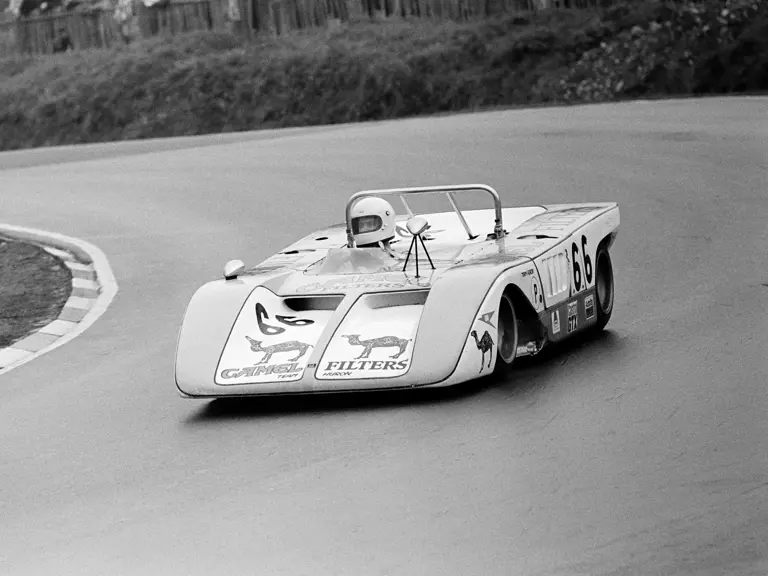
470;329;494;374
214;286;332;385
478;310;496;329
316;291;423;380
585;294;595;319
296;273;431;294
220;363;303;380
451;252;534;269
567;301;578;333
317;334;414;379
529;207;598;234
552;310;560;334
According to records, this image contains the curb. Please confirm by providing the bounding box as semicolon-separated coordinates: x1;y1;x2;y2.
0;224;118;376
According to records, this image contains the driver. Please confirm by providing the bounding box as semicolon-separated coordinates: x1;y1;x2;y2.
350;197;397;250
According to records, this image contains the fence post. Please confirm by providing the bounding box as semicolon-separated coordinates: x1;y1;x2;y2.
137;1;152;37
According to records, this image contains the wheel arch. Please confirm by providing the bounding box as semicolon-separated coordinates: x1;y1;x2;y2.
502;281;544;345
598;230;618;253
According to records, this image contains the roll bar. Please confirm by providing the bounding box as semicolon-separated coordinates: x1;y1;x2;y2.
345;184;505;248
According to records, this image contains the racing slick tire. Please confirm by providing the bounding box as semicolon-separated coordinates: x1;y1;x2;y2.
594;246;615;331
494;291;518;374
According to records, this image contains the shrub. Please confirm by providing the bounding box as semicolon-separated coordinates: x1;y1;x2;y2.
0;1;766;151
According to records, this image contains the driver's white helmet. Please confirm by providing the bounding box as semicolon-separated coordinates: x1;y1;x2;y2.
350;197;396;247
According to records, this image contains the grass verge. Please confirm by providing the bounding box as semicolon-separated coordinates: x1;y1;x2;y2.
0;237;72;349
0;0;766;151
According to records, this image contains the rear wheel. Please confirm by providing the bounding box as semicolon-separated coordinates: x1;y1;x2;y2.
494;292;518;374
594;247;614;331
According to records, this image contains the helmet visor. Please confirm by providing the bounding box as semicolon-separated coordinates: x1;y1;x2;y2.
352;215;382;235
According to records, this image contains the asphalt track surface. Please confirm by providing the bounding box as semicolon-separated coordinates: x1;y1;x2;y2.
1;97;767;576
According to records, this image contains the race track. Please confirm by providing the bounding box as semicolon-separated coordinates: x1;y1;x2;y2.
1;97;767;576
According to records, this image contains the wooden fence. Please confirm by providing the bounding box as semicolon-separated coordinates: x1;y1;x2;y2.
0;21;14;56
356;0;616;21
3;0;350;55
358;0;535;21
223;0;348;39
136;0;221;36
2;0;624;56
11;10;123;54
5;2;220;55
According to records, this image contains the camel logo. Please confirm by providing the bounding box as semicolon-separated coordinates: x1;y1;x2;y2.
245;335;312;364
470;329;494;374
340;334;410;359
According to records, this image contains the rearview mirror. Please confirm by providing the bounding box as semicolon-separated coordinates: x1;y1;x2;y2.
223;259;245;280
406;216;429;236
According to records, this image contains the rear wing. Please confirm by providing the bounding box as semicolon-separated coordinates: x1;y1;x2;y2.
345;184;506;248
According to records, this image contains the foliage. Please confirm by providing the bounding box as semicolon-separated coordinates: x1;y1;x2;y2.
557;0;768;101
0;1;766;151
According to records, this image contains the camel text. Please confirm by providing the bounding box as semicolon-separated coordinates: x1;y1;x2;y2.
220;362;302;379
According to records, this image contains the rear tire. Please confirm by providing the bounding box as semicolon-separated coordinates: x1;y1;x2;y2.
494;291;518;374
594;247;614;331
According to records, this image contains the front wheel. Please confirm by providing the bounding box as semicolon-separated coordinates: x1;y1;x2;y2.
593;246;615;331
494;291;518;374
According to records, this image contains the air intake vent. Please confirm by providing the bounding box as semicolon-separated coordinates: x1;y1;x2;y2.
363;290;429;310
283;295;344;311
541;252;568;297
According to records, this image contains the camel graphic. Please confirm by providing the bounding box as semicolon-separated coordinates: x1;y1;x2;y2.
341;334;410;359
245;335;312;364
470;329;494;373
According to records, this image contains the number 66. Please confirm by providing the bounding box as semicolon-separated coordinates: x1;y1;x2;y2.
571;234;593;292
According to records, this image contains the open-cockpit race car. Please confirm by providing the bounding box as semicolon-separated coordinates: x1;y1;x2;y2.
175;184;620;398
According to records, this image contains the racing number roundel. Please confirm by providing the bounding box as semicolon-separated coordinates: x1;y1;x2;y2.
531;275;544;311
570;234;593;294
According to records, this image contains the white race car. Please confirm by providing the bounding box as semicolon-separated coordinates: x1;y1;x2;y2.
175;184;620;398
